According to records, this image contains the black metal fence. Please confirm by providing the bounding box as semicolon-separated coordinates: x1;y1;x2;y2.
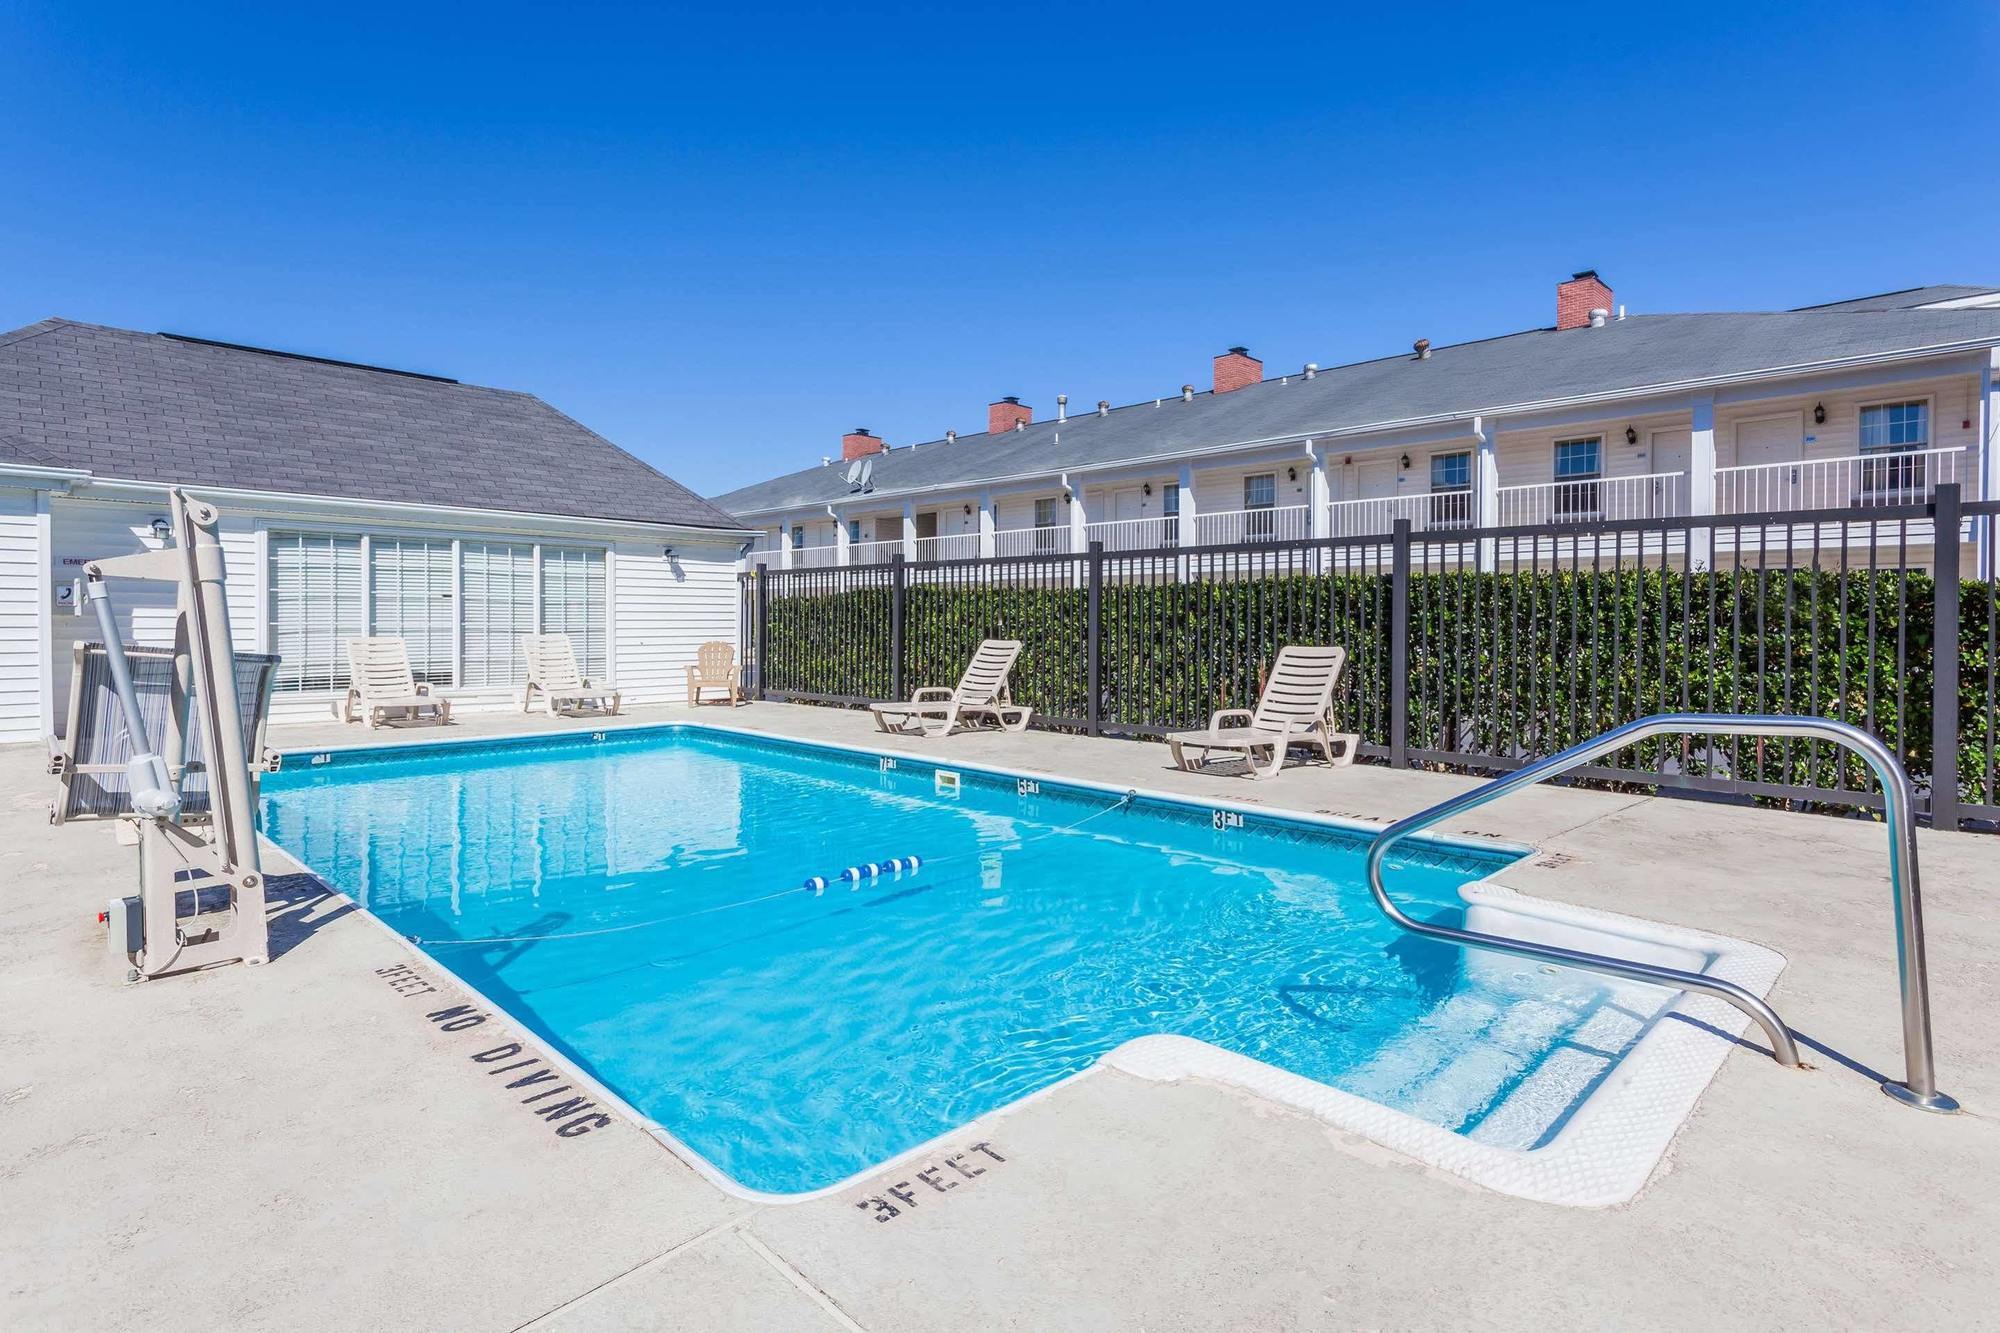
741;485;2000;832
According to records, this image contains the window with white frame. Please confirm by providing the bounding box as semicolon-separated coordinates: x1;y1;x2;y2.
461;541;536;687
268;531;364;692
1429;451;1473;527
541;546;608;679
369;536;456;685
1032;496;1061;552
1552;437;1602;520
1243;473;1277;539
268;531;608;693
1859;401;1932;501
1860;401;1928;452
1161;482;1180;546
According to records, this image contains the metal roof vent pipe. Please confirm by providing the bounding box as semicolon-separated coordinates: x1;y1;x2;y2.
1057;393;1068;422
1414;339;1432;360
945;429;957;444
1589;308;1609;328
1304;363;1318;380
1181;384;1194;402
1097;399;1109;416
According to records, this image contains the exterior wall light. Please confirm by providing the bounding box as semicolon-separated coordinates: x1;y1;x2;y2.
1814;403;1827;424
150;517;172;543
1399;454;1411;470
1625;425;1638;446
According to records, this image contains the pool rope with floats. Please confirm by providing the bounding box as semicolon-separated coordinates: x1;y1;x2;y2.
410;789;1139;948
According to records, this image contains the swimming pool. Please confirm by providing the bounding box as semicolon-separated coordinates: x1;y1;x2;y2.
261;725;1767;1201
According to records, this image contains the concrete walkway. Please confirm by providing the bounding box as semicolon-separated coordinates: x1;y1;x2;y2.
3;702;1997;1330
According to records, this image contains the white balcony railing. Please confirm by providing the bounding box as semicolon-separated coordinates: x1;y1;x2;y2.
1714;447;1967;515
1084;515;1180;551
1495;472;1685;526
1192;504;1310;545
788;543;839;569
914;533;979;562
849;538;903;565
993;524;1073;557
1325;490;1476;538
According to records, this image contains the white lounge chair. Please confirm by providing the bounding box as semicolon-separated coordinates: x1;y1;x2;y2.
522;634;621;716
339;637;452;729
684;640;741;707
870;639;1032;738
1165;645;1356;780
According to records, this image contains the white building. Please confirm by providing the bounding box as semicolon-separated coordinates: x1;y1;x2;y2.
712;275;2000;574
0;320;750;744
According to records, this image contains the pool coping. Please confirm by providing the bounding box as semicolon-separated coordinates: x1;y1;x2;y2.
263;718;1785;1209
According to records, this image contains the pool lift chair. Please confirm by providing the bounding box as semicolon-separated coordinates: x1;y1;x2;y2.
84;490;270;983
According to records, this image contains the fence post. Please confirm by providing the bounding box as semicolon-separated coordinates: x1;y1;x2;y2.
1930;484;1962;832
1085;541;1104;735
752;563;769;700
1389;518;1411;767
890;554;907;703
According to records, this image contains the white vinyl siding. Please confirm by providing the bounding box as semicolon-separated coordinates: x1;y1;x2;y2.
542;546;608;679
269;531;365;692
0;491;41;742
461;541;536;687
368;536;455;685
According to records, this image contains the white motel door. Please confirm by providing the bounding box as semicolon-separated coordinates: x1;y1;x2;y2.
1649;429;1691;515
1732;415;1805;511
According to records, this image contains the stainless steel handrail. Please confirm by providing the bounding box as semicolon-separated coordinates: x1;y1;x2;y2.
1364;713;1958;1113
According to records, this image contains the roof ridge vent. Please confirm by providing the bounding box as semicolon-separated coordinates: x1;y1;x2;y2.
1180;384;1194;402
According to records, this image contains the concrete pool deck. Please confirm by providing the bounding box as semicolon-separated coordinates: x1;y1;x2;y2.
3;701;1997;1330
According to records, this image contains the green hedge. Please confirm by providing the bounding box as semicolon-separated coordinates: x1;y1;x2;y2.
754;567;1999;811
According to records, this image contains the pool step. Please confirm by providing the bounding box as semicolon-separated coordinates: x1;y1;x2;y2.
1339;990;1587;1135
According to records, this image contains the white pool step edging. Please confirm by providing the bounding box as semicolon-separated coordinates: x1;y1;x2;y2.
1102;880;1786;1208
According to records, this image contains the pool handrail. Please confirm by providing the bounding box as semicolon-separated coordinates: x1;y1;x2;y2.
1363;712;1958;1114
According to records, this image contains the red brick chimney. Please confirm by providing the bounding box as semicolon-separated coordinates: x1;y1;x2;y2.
1557;270;1614;330
842;427;884;460
988;396;1032;434
1213;346;1262;393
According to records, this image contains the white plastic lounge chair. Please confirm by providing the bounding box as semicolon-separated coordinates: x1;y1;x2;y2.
522;634;621;716
683;640;741;707
1165;645;1356;780
340;637;452;728
48;642;281;824
870;639;1032;738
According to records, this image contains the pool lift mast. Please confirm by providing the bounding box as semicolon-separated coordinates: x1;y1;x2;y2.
88;490;268;981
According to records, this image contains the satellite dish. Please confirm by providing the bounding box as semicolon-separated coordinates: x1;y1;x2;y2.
858;459;875;493
844;459;863;487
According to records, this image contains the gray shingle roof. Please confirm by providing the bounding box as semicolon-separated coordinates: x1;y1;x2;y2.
0;319;743;530
1795;285;2000;312
711;307;2000;515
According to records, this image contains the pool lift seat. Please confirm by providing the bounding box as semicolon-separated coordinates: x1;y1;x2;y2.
86;490;269;982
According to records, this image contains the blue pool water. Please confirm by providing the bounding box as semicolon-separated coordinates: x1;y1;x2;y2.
262;727;1664;1194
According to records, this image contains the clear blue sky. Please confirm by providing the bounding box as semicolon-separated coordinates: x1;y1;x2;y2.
5;3;1996;498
